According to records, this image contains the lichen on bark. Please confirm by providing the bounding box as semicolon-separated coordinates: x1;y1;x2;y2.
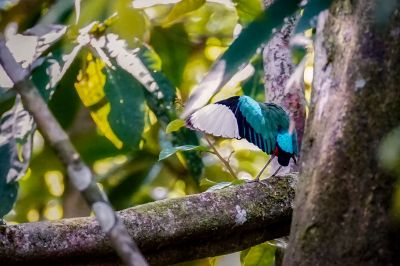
285;2;400;265
0;174;297;265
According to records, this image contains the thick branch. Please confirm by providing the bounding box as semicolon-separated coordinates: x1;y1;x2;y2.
0;174;296;265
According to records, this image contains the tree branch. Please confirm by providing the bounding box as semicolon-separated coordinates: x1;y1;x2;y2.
0;174;297;265
0;39;148;266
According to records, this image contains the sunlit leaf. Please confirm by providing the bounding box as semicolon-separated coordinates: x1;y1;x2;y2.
90;33;203;180
110;0;148;46
0;95;35;183
295;0;333;34
242;242;276;266
379;126;400;175
182;0;301;117
75;54;123;149
74;0;81;24
199;177;217;187
166;119;185;133
0;24;67;90
0;96;34;219
104;66;146;150
163;0;206;26
206;181;232;192
159;145;209;161
233;0;263;25
31;22;96;100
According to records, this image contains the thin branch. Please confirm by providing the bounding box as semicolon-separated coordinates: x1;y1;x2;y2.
0;38;148;266
204;135;238;179
0;174;297;265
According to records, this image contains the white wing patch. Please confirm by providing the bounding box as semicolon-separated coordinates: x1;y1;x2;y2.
186;104;240;138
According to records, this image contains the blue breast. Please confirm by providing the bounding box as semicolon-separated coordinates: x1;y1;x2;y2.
276;132;293;153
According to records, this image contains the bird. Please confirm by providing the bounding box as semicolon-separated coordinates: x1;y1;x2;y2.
185;95;298;180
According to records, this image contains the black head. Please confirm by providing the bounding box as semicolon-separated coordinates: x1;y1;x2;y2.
277;144;296;167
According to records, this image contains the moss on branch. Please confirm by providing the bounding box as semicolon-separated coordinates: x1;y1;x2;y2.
0;174;297;265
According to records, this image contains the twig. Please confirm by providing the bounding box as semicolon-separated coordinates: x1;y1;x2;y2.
204;135;238;179
0;38;148;266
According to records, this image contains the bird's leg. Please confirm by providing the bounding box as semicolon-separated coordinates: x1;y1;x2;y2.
269;165;283;178
204;135;238;179
253;155;275;182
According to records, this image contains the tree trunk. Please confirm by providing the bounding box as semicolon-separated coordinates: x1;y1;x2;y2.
285;2;400;265
263;8;306;173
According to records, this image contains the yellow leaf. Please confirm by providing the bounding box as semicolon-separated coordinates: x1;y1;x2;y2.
75;53;123;149
163;0;206;26
166;119;185;133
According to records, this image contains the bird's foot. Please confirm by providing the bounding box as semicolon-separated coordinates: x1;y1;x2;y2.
246;177;269;187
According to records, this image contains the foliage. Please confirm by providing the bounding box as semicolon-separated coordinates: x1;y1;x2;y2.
0;0;335;264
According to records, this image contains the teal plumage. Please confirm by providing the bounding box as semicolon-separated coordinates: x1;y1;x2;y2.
186;95;298;168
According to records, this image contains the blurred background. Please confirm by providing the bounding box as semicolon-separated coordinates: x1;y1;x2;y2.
0;0;330;265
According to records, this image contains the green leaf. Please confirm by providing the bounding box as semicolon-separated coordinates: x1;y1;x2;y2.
379;126;400;176
242;55;264;101
0;176;18;218
182;0;301;117
205;179;245;192
163;0;206;26
0;96;34;183
206;181;233;192
200;177;218;187
233;0;263;25
166;119;186;133
110;0;148;46
295;0;333;34
104;66;146;150
31;44;82;101
159;145;209;161
242;242;276;266
150;24;191;87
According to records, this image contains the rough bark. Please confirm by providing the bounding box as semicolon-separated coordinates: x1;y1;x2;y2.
0;174;296;265
263;11;306;173
285;2;400;265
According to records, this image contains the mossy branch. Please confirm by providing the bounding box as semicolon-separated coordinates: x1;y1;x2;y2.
0;174;297;265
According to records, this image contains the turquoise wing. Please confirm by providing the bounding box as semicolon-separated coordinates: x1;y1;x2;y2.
186;95;292;155
236;96;290;154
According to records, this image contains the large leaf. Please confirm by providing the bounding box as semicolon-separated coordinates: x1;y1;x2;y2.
0;24;67;90
75;53;123;149
163;0;206;26
241;242;276;266
182;0;301;117
31;22;96;100
150;24;191;87
0;96;35;218
0;164;18;219
233;0;263;25
159;145;209;161
104;66;145;150
89;33;204;181
110;0;148;46
295;0;333;34
166;119;185;133
0;95;35;183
